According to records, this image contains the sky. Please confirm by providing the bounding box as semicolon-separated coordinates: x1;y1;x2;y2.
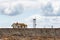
0;0;60;28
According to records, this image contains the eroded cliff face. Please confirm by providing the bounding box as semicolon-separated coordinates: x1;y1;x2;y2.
0;28;60;40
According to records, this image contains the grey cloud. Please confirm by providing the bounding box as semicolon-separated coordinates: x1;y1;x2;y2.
30;0;37;1
40;3;60;16
57;9;60;16
0;4;24;16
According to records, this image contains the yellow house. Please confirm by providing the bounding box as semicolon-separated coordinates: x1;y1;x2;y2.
11;22;27;28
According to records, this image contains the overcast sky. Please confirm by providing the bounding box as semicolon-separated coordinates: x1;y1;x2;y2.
0;0;60;28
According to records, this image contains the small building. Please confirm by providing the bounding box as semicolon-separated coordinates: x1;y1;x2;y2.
11;22;27;28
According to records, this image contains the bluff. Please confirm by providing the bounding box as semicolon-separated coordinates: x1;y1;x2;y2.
0;28;60;40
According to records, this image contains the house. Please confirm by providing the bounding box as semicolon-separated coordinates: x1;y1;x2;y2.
11;22;27;28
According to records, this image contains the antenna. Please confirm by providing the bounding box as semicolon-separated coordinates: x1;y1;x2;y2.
33;18;36;28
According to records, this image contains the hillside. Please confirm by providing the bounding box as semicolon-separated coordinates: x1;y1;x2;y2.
0;28;60;40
